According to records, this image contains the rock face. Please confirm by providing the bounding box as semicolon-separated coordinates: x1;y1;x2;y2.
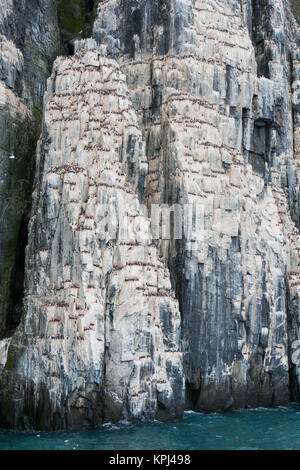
93;0;300;410
0;0;60;339
1;0;300;429
0;42;183;429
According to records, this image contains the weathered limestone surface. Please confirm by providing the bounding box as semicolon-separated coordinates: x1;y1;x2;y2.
0;44;183;429
93;0;300;410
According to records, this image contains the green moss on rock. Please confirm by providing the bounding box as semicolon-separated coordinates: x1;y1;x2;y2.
57;0;94;35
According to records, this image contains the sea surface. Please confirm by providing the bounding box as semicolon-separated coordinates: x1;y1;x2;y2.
1;404;300;450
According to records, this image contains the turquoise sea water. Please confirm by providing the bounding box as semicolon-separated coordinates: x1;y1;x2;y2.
1;404;300;450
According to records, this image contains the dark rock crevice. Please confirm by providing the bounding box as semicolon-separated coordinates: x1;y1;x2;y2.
57;0;98;55
3;206;30;338
248;118;273;179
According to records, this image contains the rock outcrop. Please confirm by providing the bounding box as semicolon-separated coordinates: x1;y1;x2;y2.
93;0;300;410
1;0;300;429
0;42;183;429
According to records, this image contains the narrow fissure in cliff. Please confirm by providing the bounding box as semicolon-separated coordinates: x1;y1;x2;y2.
0;116;36;340
251;0;272;79
4;209;30;338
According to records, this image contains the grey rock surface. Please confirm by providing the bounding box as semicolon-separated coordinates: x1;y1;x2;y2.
93;0;300;411
0;46;183;429
1;0;300;429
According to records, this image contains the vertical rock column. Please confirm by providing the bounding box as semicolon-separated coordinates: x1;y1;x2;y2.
0;42;183;430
